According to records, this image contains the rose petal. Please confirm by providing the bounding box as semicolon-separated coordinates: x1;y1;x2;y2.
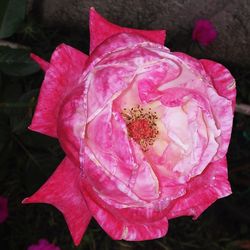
22;157;91;246
173;52;207;78
200;59;235;160
84;34;172;123
29;44;88;138
86;63;136;122
206;86;234;160
57;86;86;166
80;153;173;223
137;60;181;103
167;157;231;219
160;88;221;180
85;104;145;205
87;33;152;67
89;7;166;53
166;53;234;161
131;140;187;204
128;141;159;201
200;59;236;109
83;146;145;206
84;193;168;241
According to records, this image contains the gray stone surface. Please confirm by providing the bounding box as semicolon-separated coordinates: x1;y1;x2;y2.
31;0;250;67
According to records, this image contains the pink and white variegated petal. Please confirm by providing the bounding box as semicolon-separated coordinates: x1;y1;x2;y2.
206;85;234;161
200;59;236;109
168;53;234;161
198;59;235;160
57;86;86;166
86;63;136;122
86;37;172;123
190;60;235;161
167;157;231;220
160;88;220;179
169;52;214;99
84;193;168;241
22;157;91;246
131;140;188;203
86;103;160;203
86;33;154;68
29;44;88;138
173;52;208;79
80;157;173;223
30;53;50;71
89;7;166;53
137;60;182;103
82;145;145;206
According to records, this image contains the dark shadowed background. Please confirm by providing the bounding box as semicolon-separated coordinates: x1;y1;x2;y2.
32;0;250;67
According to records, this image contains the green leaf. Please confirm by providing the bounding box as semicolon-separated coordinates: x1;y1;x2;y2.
0;46;39;76
0;0;27;38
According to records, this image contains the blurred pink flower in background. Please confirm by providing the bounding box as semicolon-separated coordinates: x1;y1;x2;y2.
0;196;8;223
27;239;60;250
192;19;217;46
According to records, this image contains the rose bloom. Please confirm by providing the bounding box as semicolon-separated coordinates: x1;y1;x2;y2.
192;19;217;46
27;239;60;250
0;196;8;223
23;8;236;245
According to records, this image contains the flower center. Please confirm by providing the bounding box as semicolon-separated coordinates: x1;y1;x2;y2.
121;105;159;151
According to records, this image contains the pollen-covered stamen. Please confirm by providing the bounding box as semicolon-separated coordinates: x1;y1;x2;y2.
121;105;159;151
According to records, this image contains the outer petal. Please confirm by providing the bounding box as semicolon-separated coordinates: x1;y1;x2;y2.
200;59;235;160
83;190;168;241
22;157;91;246
167;157;232;219
80;154;176;224
29;44;88;138
200;59;236;110
206;86;234;160
89;7;166;53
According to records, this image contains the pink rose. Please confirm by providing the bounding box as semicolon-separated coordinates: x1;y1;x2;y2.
27;239;60;250
23;8;236;245
0;196;8;223
192;19;217;46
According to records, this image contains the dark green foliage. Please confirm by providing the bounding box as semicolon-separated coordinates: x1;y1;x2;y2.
0;0;27;38
0;47;39;76
0;1;250;250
